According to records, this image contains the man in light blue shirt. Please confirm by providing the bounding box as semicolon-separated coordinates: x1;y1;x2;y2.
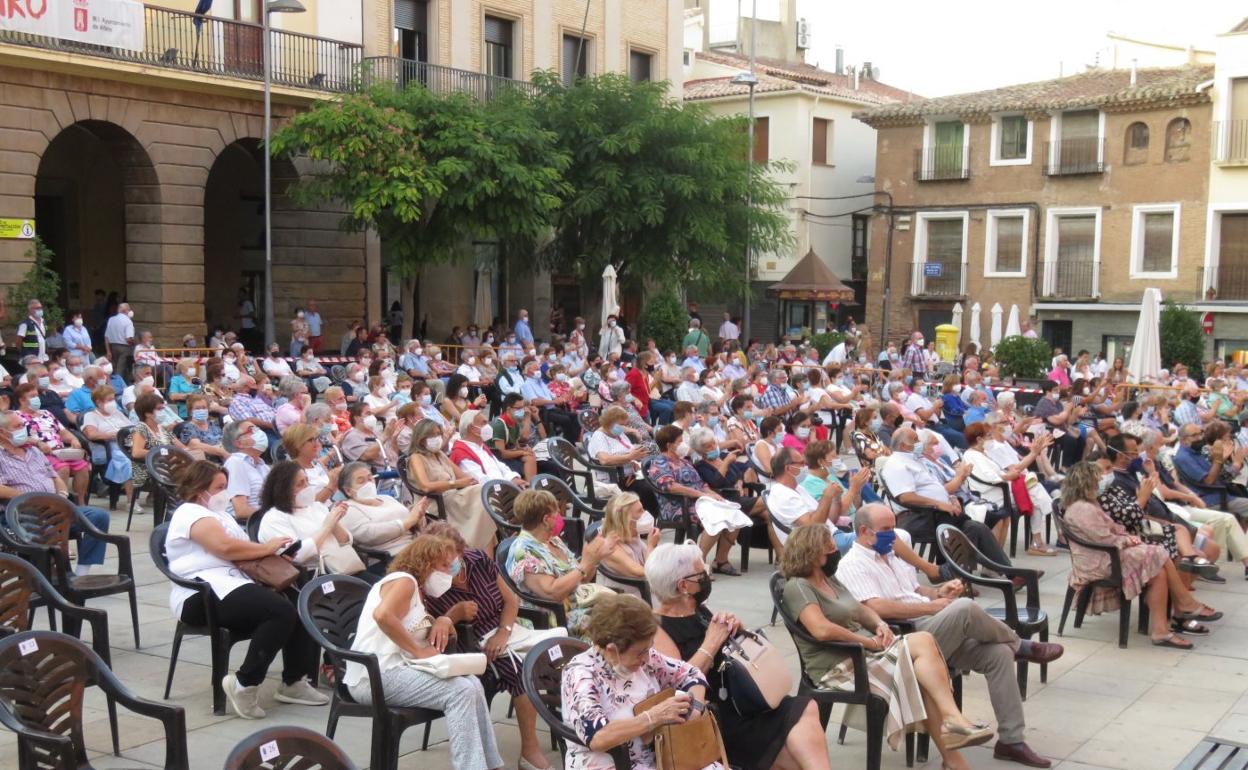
65;366;104;421
497;354;525;397
304;299;324;352
399;340;431;378
680;345;705;373
520;359;580;441
513;308;534;346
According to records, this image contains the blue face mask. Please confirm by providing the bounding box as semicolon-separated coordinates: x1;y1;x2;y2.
706;448;721;460
743;410;754;420
27;396;41;411
872;529;896;556
1127;457;1145;475
610;424;626;437
191;408;208;422
449;558;462;577
911;444;926;460
319;423;333;437
511;409;527;420
708;416;720;427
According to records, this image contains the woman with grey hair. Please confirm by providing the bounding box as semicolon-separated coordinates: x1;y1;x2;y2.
647;542;830;770
609;380;658;455
274;375;309;434
338;460;428;556
405;418;495;549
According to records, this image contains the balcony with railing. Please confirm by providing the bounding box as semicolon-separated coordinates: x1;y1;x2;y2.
909;261;965;298
1044;137;1105;176
0;4;361;92
1199;264;1248;301
1214;121;1248;165
357;57;538;100
1037;260;1098;299
913;146;970;181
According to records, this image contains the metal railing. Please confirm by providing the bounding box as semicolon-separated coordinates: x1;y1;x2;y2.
1214;120;1248;164
0;4;361;92
1199;265;1248;301
1038;260;1098;299
1044;137;1105;175
357;56;538;99
913;146;970;181
909;261;964;297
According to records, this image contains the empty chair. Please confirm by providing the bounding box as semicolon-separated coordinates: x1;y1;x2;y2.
224;725;359;770
480;478;522;540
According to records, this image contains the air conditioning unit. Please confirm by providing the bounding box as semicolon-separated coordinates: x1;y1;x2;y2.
796;18;810;49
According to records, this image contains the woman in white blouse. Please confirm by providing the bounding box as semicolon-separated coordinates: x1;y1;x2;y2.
363;375;398;423
585;407;648;499
338;461;428;556
164;460;326;719
962;421;1057;556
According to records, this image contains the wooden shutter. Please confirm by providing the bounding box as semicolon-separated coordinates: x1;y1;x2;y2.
753;117;769;164
812;118;828;165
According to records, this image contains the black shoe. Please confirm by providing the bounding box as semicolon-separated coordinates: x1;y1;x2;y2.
1200;573;1227;584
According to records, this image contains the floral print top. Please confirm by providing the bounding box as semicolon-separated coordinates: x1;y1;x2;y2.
506;530;595;635
19;409;66;449
561;645;712;770
650;454;707;523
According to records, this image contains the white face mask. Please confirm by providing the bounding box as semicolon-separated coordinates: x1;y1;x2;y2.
478;424;494;442
635;511;656;536
676;441;691;458
352;372;366;383
295;486;318;509
423;570;454;599
206;490;230;513
458;387;469;398
425;436;444;452
352;481;378;501
100;402;116;416
363;415;380;432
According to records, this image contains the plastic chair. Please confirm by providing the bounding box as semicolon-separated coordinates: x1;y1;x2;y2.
584;521;651;603
1054;508;1149;648
0;630;188;770
481;478;523;540
531;473;600;556
495;536;564;627
145;445;194;527
297;574;443;770
397;453;447;518
223;724;359;770
640;456;701;544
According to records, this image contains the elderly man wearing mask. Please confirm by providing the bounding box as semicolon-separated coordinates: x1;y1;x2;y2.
451;409;526;487
520;358;580;442
222;420;272;521
228;374;278;447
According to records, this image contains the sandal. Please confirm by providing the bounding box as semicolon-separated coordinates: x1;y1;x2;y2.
1026;544;1057;556
712;561;741;577
1171;619;1210;636
1177;556;1221;579
1151;632;1193;649
1174;605;1223;622
941;720;994;750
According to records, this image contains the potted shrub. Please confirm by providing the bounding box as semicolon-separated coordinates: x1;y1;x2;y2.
992;335;1053;386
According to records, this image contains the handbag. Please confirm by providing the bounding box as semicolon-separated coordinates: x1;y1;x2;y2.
718;628;792;716
1008;476;1034;515
317;540;366;576
404;652;487;678
236;555;300;592
634;688;728;770
573;582;615;608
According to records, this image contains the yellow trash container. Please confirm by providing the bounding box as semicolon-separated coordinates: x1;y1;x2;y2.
935;324;960;363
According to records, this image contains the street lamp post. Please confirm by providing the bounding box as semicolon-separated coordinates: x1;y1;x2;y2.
732;0;759;343
262;0;306;350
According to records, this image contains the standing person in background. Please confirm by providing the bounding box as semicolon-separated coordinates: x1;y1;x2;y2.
289;309;308;357
513;308;534;347
682;318;711;358
718;311;739;343
598;314;625;360
62;311;93;360
15;298;47;363
236;288;259;352
901;330;927;376
304;300;323;354
568;316;589;360
104;302;136;378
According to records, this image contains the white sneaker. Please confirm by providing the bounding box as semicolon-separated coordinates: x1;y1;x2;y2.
275;679;330;706
222;673;265;719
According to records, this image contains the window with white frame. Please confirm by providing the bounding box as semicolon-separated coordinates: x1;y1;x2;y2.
991;114;1031;165
1130;203;1179;277
912;212;968;295
984;209;1028;276
1043;208;1101;298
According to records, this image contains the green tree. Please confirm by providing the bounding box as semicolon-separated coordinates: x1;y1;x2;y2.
1160;300;1204;372
270;83;569;332
993;335;1052;379
638;288;686;353
7;237;64;330
529;72;793;296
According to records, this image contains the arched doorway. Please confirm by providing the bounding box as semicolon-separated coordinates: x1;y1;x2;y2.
35;120;158;339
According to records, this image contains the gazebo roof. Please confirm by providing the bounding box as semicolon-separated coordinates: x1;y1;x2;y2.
766;249;855;301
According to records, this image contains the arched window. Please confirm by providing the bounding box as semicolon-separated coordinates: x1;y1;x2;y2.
1165;118;1191;162
1124;122;1149;164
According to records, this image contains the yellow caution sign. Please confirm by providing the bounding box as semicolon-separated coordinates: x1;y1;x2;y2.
0;219;35;240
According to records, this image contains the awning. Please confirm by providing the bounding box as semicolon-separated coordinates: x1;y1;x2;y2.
766;249;856;302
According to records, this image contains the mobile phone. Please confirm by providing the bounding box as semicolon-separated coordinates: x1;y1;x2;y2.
277;540;302;559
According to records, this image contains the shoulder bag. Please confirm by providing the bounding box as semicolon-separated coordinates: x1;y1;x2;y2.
718;628;793;716
404;652;488;678
235;555;300;592
634;688;728;770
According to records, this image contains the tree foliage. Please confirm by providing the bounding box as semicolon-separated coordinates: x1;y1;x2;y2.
808;331;846;360
1160;300;1205;372
528;72;793;294
8;237;64;330
638;289;687;353
993;335;1052;380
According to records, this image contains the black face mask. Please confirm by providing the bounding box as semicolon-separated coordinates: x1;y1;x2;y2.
892;414;904;428
822;550;841;576
684;572;712;604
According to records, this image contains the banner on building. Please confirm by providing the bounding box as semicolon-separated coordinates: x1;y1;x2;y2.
0;219;35;239
0;0;145;52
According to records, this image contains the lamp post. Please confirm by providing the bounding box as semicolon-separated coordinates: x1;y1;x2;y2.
732;0;758;343
262;0;306;350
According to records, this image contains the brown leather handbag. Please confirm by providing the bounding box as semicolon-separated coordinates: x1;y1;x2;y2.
634;688;728;770
236;555;300;592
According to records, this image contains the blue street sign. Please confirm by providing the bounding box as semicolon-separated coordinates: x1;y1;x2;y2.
923;263;943;277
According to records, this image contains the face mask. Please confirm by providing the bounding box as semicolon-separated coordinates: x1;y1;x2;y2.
9;428;29;447
1127;457;1145;475
352;481;378;501
191;408;208;422
295;486;318;509
100;402;116;416
412;348;424;357
635;511;656;536
912;444;927;461
319;423;334;437
676;441;691;458
796;426;811;439
423;570;454;599
610;424;626;437
363;415;380;432
360;359;373;369
466;357;477;366
478;424;493;442
869;417;883;432
706;448;721;460
250;430;269;453
1097;473;1114;495
206;490;230;513
871;530;897;556
556;373;569;382
508;408;526;421
333;401;348;412
708;416;720;428
548;514;565;538
684;572;712;604
100;363;113;375
743;410;754;420
434;352;443;360
425;436;444;452
32;309;43;319
822;550;841;576
126;310;134;319
72;318;82;327
458;387;469;399
608;648;633;678
548;354;557;362
608;320;617;328
352;372;366;383
225;356;236;364
27;396;41;411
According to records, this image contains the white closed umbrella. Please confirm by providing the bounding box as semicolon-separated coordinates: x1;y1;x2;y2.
1004;304;1021;339
969;302;982;351
951;303;963;347
473;266;493;330
990;303;1004;348
1128;288;1163;383
601;264;620;328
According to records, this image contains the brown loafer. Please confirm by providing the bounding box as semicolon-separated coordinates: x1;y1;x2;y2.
993;740;1052;768
1015;641;1064;664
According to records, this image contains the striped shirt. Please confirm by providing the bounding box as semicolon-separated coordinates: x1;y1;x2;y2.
0;445;57;494
837;541;928;605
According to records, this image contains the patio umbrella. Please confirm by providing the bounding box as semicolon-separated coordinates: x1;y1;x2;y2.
1128;288;1163;382
951;303;963;347
968;302;982;351
990;303;1004;349
601;264;620;328
473;266;493;330
1004;304;1022;339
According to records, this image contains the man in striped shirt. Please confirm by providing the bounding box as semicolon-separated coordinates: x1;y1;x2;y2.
900;330;928;376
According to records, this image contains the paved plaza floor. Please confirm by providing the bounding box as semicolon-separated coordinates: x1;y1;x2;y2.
8;505;1248;770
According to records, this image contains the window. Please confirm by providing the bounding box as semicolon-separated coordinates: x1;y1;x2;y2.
1102;335;1135;365
992;114;1029;164
912;212;967;296
483;16;514;79
1165;117;1191;162
1219;78;1248;162
812;117;832;166
750;116;769;164
1043;208;1101;298
1124;121;1149;165
1048;109;1103;174
1216;338;1248;363
561;34;590;86
628;49;653;83
931;120;964;176
393;0;428;63
984;209;1028;277
1131;204;1179;277
1217;212;1248;300
851;213;868;280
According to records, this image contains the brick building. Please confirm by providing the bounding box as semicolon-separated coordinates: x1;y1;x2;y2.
855;64;1248;362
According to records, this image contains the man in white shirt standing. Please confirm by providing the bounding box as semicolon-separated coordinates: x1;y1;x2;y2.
104;302;136;377
717;312;739;343
822;335;854;366
838;504;1063;769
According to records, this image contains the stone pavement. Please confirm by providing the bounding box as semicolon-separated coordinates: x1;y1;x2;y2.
6;507;1248;770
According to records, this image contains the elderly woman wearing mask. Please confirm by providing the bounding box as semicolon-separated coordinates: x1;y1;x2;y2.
340;402;390;474
651;425;745;576
585;406;649;499
963;422;1058;556
167;358;201;419
283;424;340;505
648;541;831;770
607;380;657;452
273;376;310;434
596;492;660;596
363;375;399;424
406;419;496;549
338;461;428;557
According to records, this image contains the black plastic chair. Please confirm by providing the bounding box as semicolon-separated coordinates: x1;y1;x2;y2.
531;473;600;556
548;438;606;502
967;471;1031;558
521;636;630;770
936;524;1049;699
297;574;442;770
481;478;523;540
150;523;255;715
1054;508;1149;648
246;508;268;542
768;573;888;770
0;630;188;770
584;521;651;603
146;444;194;528
495;536;564;627
640;456;701;544
66;427;104;507
5;493;140;648
398;453;448;519
223;724;360;770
